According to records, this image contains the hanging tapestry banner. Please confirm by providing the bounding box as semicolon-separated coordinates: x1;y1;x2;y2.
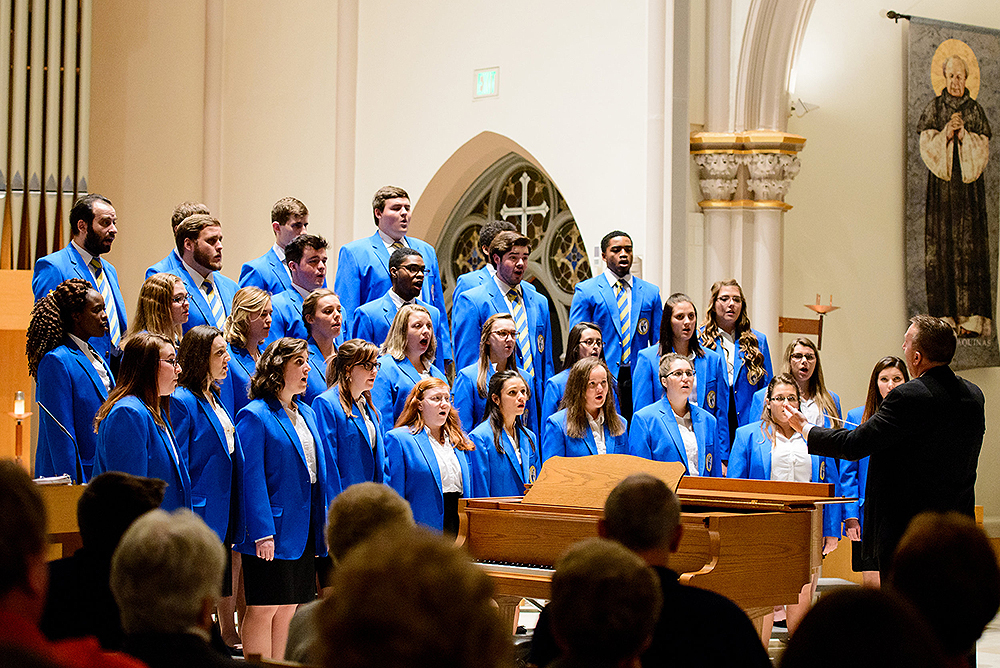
905;16;1000;369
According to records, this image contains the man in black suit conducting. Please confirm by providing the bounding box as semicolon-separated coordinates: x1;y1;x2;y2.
787;315;985;576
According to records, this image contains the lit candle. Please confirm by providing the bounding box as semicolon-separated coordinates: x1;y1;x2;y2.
14;391;24;416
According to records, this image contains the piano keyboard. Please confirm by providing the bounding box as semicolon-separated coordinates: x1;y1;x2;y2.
477;560;554;575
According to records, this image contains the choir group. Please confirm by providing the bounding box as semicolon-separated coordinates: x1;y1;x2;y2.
26;188;886;657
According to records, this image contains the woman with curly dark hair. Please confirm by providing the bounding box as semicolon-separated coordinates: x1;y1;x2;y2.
700;279;773;459
27;278;112;482
235;337;336;660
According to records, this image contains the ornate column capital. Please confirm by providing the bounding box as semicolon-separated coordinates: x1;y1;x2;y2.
690;131;806;211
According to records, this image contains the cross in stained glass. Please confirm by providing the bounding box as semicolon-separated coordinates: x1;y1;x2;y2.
500;171;550;235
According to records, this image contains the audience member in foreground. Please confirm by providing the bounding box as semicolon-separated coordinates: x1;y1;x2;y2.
42;472;165;650
111;508;241;668
548;538;661;668
529;473;770;668
285;482;416;664
317;526;512;668
888;511;1000;666
0;460;144;668
778;588;947;668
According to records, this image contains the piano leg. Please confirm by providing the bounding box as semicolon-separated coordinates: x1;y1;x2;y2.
494;595;523;634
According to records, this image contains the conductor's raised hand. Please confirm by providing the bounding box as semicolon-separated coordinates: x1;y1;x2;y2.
783;404;809;435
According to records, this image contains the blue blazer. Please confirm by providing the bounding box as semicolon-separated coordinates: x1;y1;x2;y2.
170;387;242;542
166;266;239;334
568;275;662;379
239;247;293;295
385;426;473;531
451;363;538;437
145;250;185;280
234;397;334;559
302;337;331;406
94;395;192;512
704;328;773;449
451;266;491;306
628;398;721;476
451;279;553;412
468;421;539;498
839;406;868;531
34;340;113;482
371;354;447;432
727;421;838;537
335;233;450;362
313;388;387;487
227;345;257;417
633;345;730;446
32;245;128;367
351;292;452;368
541;409;629;463
265;288;308;345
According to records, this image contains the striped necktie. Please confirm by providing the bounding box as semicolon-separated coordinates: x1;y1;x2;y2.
203;279;227;329
614;279;631;364
390;240;404;250
88;258;120;348
508;289;533;376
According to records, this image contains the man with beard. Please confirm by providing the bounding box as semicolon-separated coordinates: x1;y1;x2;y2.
169;214;238;334
569;231;662;422
918;54;993;338
34;194;128;373
145;202;211;279
452;231;552;415
350;247;450;370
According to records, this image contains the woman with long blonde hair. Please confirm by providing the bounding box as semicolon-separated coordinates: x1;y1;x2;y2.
224;287;272;415
371;304;446;430
125;272;188;345
540;357;628;463
452;312;536;433
700;279;772;457
385;377;473;535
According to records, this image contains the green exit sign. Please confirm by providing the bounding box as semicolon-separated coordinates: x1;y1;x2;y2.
474;67;499;98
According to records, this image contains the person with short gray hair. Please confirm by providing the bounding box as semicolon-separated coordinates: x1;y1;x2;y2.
111;508;240;667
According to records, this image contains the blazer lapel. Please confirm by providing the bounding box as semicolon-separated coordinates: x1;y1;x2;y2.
369;234;391;274
690;405;709;474
629;281;643;337
399;358;423;384
270;400;309;470
68;342;110;399
381;294;398;331
269;250;292;292
658;403;688;469
598;278;626;339
349;412;376;478
158;419;187;486
502;430;527;485
414;430;444;496
197;395;231;461
67;245;94;285
756;434;772;478
181;272;213;326
582;428;599;456
733;336;746;380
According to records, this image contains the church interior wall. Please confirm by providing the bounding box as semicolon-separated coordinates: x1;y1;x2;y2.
784;0;1000;534
83;0;1000;533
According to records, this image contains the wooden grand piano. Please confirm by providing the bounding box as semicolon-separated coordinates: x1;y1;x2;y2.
457;455;843;629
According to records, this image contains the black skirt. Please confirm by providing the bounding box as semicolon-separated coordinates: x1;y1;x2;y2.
851;539;879;573
242;482;326;605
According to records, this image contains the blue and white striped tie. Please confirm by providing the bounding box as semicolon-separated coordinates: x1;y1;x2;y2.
508;289;533;376
203;279;227;329
89;258;120;348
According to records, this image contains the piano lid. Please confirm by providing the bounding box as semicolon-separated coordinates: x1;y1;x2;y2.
521;455;687;510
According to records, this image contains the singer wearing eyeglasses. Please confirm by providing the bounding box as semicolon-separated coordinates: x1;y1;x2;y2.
629;353;722;476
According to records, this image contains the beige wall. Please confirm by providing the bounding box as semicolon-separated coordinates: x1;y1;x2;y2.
90;0;207;312
786;0;1000;533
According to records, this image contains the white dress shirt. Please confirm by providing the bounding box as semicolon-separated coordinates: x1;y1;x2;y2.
770;431;812;482
675;409;700;475
287;404;318;484
67;333;112;393
586;412;607;455
427;429;463;493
